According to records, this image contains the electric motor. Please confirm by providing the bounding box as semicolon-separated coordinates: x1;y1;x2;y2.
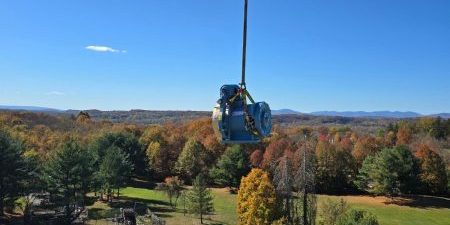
212;84;272;144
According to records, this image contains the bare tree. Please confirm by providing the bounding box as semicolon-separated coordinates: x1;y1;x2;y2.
272;136;317;225
273;156;294;223
293;139;317;225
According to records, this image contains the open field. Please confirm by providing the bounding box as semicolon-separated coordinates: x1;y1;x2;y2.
85;187;450;225
321;195;450;225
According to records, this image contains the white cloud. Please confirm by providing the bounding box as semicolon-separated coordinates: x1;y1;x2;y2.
46;91;65;96
85;45;126;53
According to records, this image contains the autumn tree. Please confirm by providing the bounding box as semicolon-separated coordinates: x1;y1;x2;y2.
356;146;418;196
157;176;184;208
396;121;414;146
237;168;278;225
315;140;356;193
184;118;225;163
186;173;214;224
352;135;380;166
262;138;295;170
0;129;25;216
75;111;91;123
210;145;250;190
250;149;264;168
416;117;446;139
141;124;186;179
175;139;208;181
146;140;171;179
415;145;447;194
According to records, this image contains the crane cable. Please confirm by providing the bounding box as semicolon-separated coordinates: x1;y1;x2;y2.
240;0;248;90
231;0;261;137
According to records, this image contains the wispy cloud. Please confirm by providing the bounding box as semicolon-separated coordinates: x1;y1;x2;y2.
85;45;126;53
46;91;65;96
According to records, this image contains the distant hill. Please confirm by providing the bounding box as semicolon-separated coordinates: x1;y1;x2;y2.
431;113;450;119
65;109;211;124
0;105;61;112
311;111;422;118
1;105;449;121
272;109;302;115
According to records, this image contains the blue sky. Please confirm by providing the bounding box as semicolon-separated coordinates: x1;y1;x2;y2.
1;0;449;114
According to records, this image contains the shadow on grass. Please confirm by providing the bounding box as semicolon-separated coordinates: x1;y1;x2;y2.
118;196;176;218
129;177;157;189
119;196;171;207
384;195;450;209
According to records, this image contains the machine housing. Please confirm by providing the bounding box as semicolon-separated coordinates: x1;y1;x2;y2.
212;84;272;144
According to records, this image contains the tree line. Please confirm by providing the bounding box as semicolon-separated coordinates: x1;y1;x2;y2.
0;111;449;224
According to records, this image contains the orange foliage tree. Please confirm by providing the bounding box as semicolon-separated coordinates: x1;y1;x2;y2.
352;135;381;166
237;168;278;225
415;145;448;194
396;121;413;146
262;138;295;170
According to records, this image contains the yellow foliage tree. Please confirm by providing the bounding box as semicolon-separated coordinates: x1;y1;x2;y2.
237;168;277;225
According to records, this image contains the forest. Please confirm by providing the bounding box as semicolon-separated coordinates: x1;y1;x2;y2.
0;110;449;225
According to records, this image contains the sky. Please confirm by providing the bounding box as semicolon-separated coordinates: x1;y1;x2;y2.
0;0;449;114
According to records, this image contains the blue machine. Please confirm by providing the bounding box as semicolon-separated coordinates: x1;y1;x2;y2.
212;0;272;144
212;85;272;144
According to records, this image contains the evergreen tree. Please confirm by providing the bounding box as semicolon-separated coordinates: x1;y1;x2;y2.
44;139;91;223
98;146;133;200
356;146;418;196
90;132;145;176
18;150;43;224
0;129;25;216
186;174;214;224
210;145;250;189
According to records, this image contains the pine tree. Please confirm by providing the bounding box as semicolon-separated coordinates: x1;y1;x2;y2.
98;146;133;200
44;139;90;222
210;145;250;190
0;129;25;216
356;146;418;196
186;174;214;224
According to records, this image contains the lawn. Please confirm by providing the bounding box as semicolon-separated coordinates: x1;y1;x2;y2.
86;187;237;225
320;195;450;225
86;187;450;225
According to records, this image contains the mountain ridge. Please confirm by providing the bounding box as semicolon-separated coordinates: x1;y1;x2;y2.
1;105;449;119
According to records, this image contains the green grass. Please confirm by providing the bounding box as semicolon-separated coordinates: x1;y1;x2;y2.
87;187;450;225
319;195;450;225
120;187;237;225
